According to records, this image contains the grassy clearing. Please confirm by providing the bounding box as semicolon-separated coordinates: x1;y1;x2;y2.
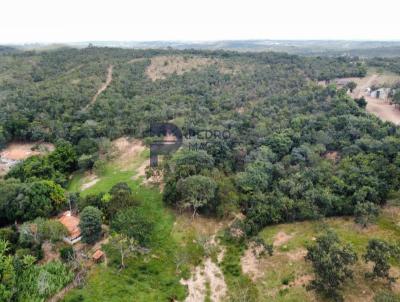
64;147;209;302
252;194;400;302
64;181;188;302
68;149;149;196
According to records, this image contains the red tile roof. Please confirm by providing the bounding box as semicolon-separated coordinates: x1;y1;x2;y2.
58;211;81;239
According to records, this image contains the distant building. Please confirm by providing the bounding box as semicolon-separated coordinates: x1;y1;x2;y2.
370;88;391;101
59;211;81;245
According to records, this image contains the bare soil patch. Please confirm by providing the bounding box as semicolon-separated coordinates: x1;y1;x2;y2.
181;257;227;302
180;238;227;302
0;142;54;160
324;151;340;162
292;273;313;287
366;99;400;125
133;161;148;180
240;242;265;281
0;142;55;176
80;173;100;191
286;248;307;262
273;231;293;247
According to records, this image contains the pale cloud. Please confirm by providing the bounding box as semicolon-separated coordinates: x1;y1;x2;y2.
0;0;399;43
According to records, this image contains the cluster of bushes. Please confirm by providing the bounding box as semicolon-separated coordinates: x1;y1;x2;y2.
0;218;67;261
76;182;155;267
0;239;73;302
306;230;400;301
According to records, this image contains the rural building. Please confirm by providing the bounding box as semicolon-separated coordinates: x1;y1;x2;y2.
370;88;391;101
92;250;104;262
58;211;81;245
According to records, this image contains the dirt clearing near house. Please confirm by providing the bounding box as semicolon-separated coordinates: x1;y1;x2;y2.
348;73;400;125
366;99;400;125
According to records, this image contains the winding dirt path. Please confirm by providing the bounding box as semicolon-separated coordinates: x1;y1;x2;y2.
85;64;113;109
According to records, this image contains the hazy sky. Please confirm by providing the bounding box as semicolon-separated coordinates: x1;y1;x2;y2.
0;0;399;43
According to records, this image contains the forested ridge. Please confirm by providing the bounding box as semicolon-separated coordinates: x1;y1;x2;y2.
1;47;399;229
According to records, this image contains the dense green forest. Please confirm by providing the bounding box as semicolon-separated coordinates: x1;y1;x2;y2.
1;47;400;301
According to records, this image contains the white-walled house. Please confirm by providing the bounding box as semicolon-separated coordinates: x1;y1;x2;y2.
370;88;391;101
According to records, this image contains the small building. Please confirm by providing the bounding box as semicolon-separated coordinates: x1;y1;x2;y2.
59;211;81;245
370;88;391;101
92;250;104;262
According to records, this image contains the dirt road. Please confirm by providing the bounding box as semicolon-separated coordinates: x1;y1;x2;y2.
85;64;113;109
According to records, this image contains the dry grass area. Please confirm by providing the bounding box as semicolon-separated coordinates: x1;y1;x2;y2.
111;137;146;170
39;241;61;264
127;58;146;64
146;55;215;81
145;55;242;81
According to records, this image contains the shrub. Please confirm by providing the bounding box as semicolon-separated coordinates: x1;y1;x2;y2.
60;246;74;262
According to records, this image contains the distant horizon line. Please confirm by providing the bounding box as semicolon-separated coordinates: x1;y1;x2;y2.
3;38;400;46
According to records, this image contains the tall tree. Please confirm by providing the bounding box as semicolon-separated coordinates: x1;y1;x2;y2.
79;206;102;244
177;175;217;219
109;234;139;270
306;230;357;301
